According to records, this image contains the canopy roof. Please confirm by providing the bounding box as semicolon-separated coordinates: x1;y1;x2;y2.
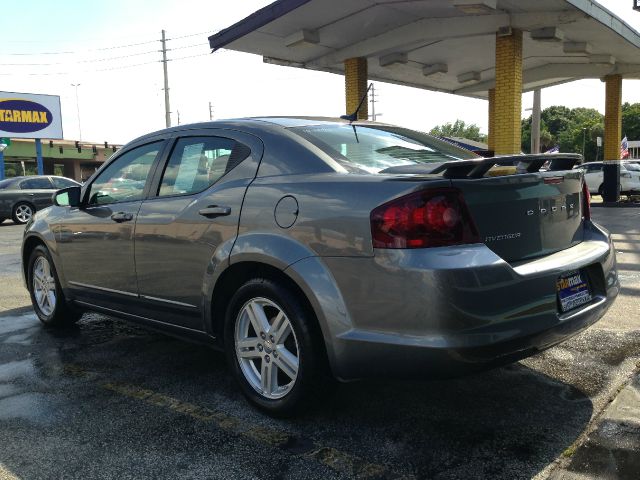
208;0;640;98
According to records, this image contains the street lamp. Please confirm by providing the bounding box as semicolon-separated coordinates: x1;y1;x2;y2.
71;83;82;141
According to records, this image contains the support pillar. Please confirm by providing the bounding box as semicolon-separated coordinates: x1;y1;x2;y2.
487;88;495;154
603;74;622;202
344;57;368;120
35;139;44;175
494;29;523;155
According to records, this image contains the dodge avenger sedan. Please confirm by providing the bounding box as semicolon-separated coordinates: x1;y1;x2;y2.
21;118;619;415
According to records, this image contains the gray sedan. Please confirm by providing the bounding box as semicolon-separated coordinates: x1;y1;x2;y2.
21;118;619;415
0;175;79;224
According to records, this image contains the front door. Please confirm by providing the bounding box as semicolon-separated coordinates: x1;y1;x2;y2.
134;131;263;330
55;140;166;310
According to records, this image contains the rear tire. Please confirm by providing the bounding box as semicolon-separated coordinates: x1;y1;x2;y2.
28;245;81;327
12;202;35;224
224;278;330;416
597;184;604;197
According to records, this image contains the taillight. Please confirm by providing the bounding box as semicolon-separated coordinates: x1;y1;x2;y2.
582;181;591;221
370;188;480;249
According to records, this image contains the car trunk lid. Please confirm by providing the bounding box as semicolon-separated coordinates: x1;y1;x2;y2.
382;154;585;262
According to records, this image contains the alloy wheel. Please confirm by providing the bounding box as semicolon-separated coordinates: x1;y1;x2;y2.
32;256;57;316
234;297;300;399
15;204;33;223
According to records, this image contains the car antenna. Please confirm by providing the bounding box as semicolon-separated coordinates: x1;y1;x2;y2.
340;83;373;143
340;83;373;123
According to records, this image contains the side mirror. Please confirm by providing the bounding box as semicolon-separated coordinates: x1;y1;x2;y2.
53;186;81;207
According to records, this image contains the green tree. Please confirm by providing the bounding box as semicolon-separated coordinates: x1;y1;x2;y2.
429;119;487;142
522;106;603;160
622;102;640;140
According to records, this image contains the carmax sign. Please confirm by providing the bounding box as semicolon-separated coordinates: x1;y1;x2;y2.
0;91;62;139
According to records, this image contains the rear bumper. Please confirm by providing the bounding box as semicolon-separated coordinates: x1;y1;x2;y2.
319;221;618;380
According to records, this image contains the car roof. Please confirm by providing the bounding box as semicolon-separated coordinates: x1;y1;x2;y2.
127;116;396;144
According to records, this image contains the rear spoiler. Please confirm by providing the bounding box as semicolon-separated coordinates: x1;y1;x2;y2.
380;153;582;179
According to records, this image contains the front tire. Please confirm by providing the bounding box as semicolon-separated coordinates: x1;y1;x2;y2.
28;245;81;327
12;202;35;224
224;278;330;416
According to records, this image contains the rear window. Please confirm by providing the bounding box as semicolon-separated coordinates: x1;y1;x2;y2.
0;179;15;189
290;124;477;174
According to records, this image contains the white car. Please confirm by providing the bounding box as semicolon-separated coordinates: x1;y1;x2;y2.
575;161;640;196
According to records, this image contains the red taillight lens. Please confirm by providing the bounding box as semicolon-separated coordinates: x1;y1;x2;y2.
370;188;480;249
582;181;591;221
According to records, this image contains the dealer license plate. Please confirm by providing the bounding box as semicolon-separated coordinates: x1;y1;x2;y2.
556;270;592;312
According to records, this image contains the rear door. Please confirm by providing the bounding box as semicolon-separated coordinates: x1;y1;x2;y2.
19;176;56;210
133;129;263;330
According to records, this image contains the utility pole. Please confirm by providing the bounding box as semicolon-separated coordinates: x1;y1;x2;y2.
161;30;171;128
370;84;376;121
177;110;181;125
531;88;541;154
71;83;82;141
209;101;214;121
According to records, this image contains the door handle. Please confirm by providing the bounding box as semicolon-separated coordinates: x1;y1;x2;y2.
110;212;133;223
198;205;231;218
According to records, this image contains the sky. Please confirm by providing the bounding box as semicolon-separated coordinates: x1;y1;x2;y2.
2;0;640;145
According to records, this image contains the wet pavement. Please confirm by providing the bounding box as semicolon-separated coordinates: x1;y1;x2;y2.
0;207;638;479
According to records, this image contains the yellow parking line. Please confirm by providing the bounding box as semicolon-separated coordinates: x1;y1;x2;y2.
0;463;21;480
64;363;413;479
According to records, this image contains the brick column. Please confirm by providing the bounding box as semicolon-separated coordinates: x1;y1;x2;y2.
487;88;495;153
604;74;622;161
494;29;523;155
602;74;623;202
344;57;368;120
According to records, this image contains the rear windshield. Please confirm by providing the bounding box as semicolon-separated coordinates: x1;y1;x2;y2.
290;124;477;174
0;179;15;189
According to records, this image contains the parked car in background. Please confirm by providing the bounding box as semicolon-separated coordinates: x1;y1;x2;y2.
0;175;80;224
22;118;618;415
574;161;640;196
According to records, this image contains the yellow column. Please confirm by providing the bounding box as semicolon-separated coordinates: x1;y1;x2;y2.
494;29;523;155
487;88;495;152
604;74;622;160
344;57;368;120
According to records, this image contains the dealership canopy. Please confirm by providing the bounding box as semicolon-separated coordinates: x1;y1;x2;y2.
208;0;640;99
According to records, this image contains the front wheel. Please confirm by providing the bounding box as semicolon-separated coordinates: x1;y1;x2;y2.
224;278;330;416
28;245;81;327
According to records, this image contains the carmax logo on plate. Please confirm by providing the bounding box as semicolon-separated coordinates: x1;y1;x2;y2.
0;98;52;134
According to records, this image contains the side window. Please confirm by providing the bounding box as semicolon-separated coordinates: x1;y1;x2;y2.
20;177;53;189
51;177;77;189
158;136;250;197
87;141;162;205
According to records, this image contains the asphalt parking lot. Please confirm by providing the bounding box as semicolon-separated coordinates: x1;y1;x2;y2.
0;208;638;480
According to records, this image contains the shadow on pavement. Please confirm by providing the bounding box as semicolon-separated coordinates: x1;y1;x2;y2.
0;313;594;480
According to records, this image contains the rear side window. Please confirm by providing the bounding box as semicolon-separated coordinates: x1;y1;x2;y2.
624;163;640;172
52;177;78;189
20;177;53;189
157;136;250;197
